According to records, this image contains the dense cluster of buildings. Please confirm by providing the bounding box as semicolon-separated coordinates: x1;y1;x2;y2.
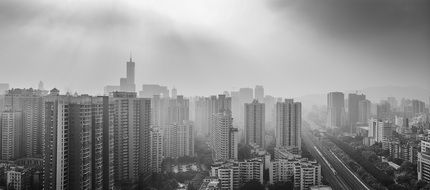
326;91;430;186
0;57;327;190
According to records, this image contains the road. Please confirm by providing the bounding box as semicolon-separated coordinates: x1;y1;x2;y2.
303;120;372;190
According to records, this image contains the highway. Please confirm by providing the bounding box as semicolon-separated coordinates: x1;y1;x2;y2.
302;120;372;190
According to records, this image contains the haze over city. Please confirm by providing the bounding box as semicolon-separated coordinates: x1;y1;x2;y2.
1;0;429;97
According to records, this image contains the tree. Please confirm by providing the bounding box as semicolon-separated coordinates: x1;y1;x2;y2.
268;181;294;190
240;180;264;190
238;143;251;161
388;184;407;190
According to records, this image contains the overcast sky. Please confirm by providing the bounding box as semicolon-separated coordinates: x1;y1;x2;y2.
0;0;429;97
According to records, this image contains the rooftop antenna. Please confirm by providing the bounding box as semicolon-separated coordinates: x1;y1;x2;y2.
129;51;132;62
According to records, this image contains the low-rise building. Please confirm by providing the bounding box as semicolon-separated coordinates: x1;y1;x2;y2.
199;177;220;190
210;158;264;189
269;158;321;190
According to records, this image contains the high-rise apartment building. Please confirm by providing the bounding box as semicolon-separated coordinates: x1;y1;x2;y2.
150;127;163;173
412;99;425;116
4;88;44;158
269;158;321;190
387;97;398;110
210;158;264;189
358;99;371;124
245;100;265;148
238;158;264;184
171;88;177;99
368;119;393;144
168;95;189;125
238;88;253;125
42;93;114;190
211;110;238;161
111;91;151;187
231;91;240;126
139;84;169;98
196;94;231;138
151;95;169;127
377;102;391;121
1;111;22;160
163;121;194;158
276;99;301;154
254;85;264;102
195;97;210;136
348;93;366;131
210;162;240;190
418;138;430;182
326;92;345;129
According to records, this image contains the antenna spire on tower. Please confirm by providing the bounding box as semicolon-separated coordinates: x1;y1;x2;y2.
129;51;132;62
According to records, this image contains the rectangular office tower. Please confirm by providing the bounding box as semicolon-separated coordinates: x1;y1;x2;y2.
245;100;265;148
111;92;151;188
42;93;114;190
275;99;301;154
326;92;345;129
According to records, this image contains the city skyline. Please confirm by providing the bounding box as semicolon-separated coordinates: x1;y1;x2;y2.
0;0;429;190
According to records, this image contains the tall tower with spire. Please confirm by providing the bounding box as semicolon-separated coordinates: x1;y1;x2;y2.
120;54;136;92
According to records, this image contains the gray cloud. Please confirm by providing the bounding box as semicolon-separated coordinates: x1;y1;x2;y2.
0;0;428;97
269;0;430;38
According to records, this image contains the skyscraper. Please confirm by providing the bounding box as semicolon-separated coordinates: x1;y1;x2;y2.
326;92;345;129
263;95;276;130
418;139;430;183
171;87;177;99
230;91;240;125
1;111;22;160
387;97;398;110
276;99;301;154
163;121;194;158
239;88;253;125
195;97;210;136
377;102;391;121
212;110;238;161
111;92;151;187
412;99;425;116
4;88;43;158
105;57;136;94
42;92;114;190
139;84;169;98
245;100;265;148
151;95;169;127
120;57;136;92
254;85;264;102
358;99;371;124
150;127;163;173
348;93;366;132
208;95;232;154
167;95;189;125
